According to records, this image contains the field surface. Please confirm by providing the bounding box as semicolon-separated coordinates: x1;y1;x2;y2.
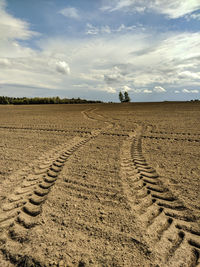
0;102;199;267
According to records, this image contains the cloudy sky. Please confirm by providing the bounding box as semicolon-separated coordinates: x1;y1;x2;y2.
0;0;200;102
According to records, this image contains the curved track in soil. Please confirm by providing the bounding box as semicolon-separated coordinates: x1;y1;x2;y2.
0;106;199;266
120;125;200;266
0;108;116;266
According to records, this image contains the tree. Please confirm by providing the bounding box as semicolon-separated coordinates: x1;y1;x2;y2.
124;91;131;102
119;91;131;102
119;91;124;102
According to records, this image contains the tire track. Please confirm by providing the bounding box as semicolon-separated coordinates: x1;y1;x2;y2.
0;137;89;234
0;108;115;265
101;132;129;137
150;130;200;137
121;126;200;266
0;125;92;135
142;134;200;143
41;131;151;266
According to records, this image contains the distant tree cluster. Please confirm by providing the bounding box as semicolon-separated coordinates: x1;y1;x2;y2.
0;96;102;105
190;99;199;102
119;91;131;103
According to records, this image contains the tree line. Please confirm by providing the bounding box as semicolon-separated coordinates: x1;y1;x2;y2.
0;96;102;105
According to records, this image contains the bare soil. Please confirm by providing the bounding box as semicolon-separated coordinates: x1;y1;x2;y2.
0;102;199;266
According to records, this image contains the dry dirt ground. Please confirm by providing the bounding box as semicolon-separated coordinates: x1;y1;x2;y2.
0;102;199;267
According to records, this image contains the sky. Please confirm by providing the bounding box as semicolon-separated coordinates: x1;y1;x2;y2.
0;0;200;102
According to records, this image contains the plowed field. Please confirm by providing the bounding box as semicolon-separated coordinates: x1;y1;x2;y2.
0;102;199;266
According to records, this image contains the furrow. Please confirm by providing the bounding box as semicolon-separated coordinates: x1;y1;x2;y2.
61;188;122;207
64;178;120;195
142;135;200;143
62;183;124;204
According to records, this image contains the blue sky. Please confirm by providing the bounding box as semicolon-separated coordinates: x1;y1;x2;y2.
0;0;200;102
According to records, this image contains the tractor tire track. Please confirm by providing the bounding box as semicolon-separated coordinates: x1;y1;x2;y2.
0;137;89;235
150;130;200;137
0;125;92;135
36;131;151;266
142;134;200;143
121;125;200;266
0;108;115;265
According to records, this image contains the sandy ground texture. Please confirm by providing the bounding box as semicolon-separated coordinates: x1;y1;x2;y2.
0;102;199;267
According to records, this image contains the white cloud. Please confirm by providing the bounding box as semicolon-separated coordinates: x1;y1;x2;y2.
1;0;200;100
101;25;111;34
86;24;112;35
122;85;131;92
72;83;88;88
117;24;137;32
143;89;152;93
93;84;116;93
189;13;200;20
132;89;142;93
86;23;139;35
102;0;200;19
0;2;72;91
109;0;136;11
86;23;99;35
0;57;69;90
153;0;200;19
58;7;79;19
0;0;38;60
154;86;166;92
179;71;200;80
175;90;180;93
106;86;116;93
34;30;200;94
0;1;38;42
55;61;70;75
182;89;199;93
0;58;11;67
